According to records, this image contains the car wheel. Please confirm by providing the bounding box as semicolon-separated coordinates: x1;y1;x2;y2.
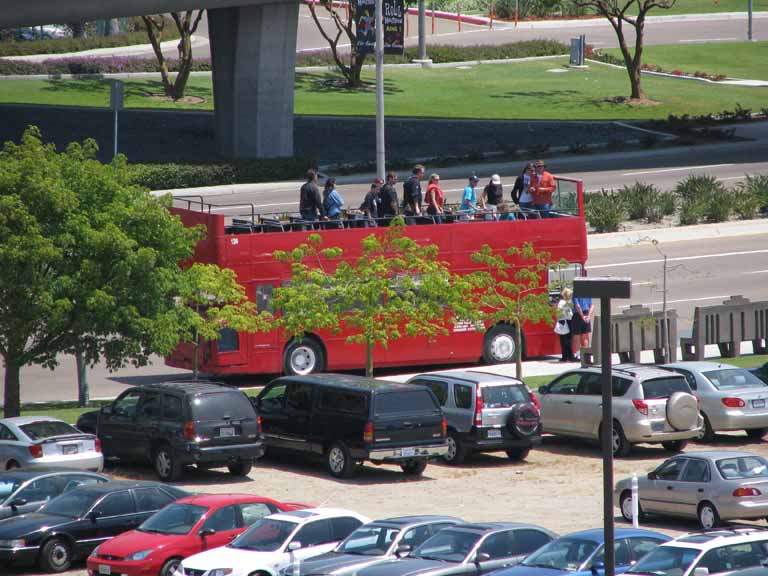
505;447;530;461
620;490;645;523
327;442;355;478
482;325;520;364
698;501;720;530
283;338;325;376
662;440;688;452
5;460;20;470
697;413;716;443
401;459;428;476
746;428;767;439
610;421;631;457
154;445;183;482
444;433;466;465
39;538;72;573
228;460;253;476
160;557;183;576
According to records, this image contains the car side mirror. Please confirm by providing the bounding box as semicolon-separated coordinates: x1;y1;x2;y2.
198;528;216;538
590;561;605;575
475;552;491;564
647;472;657;480
100;405;112;415
538;385;549;395
693;568;709;576
88;510;101;522
288;541;302;552
395;544;412;558
9;498;27;510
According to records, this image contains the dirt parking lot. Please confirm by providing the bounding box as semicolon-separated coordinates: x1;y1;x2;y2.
16;433;768;576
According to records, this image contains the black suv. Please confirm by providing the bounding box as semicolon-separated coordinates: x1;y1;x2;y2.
77;381;263;481
253;374;448;478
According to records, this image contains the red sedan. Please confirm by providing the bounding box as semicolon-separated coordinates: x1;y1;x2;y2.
86;494;310;576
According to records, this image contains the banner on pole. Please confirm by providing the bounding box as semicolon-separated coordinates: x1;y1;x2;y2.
383;0;405;55
355;0;376;55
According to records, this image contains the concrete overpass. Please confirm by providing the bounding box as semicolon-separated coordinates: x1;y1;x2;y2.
2;0;300;159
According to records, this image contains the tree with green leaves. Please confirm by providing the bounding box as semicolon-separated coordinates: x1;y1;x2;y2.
468;242;559;379
306;0;367;88
273;220;471;377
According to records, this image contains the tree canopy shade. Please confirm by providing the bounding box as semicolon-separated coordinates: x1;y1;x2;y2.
273;221;474;377
574;0;676;100
0;127;228;416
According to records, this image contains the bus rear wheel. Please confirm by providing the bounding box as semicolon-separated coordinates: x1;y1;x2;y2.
483;325;520;364
283;338;325;375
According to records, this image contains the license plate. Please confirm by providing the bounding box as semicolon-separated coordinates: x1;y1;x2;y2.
651;421;665;432
98;564;111;575
488;429;502;439
753;399;765;409
219;427;235;438
62;444;78;455
401;447;416;457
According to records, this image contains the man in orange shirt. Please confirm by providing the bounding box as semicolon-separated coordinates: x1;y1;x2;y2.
530;159;556;218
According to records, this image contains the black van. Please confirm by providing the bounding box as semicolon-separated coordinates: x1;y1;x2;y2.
254;374;448;478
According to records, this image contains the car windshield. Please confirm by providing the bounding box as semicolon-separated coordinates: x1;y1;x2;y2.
521;537;598;571
229;518;296;551
702;368;768;390
716;455;768;479
641;377;691;399
337;524;401;556
0;477;24;503
411;530;481;563
482;385;529;408
138;503;208;535
626;546;699;576
40;490;100;518
20;420;80;440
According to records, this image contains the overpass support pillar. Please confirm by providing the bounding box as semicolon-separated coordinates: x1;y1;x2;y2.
208;3;299;158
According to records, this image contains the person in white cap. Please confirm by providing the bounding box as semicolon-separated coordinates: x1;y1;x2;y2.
483;174;504;209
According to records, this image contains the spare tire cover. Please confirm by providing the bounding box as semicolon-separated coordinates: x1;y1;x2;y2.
666;391;699;431
507;403;540;437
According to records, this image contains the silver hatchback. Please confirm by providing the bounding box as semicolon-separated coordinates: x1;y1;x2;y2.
538;365;702;457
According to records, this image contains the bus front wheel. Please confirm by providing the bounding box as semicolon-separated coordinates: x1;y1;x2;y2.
283;338;325;375
483;325;520;364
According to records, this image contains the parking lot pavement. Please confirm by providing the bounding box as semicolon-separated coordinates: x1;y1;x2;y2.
36;431;768;576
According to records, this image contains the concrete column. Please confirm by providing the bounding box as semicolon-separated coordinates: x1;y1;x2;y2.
208;2;299;158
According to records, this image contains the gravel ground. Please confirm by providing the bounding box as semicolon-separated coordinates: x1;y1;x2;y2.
0;105;644;165
15;432;768;576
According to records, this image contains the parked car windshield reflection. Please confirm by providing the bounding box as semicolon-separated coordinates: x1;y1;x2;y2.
410;530;481;562
40;491;100;518
703;369;768;390
19;420;80;440
0;478;24;502
138;503;208;535
482;386;528;408
229;518;296;551
716;455;768;480
520;537;598;571
626;546;699;576
337;524;400;555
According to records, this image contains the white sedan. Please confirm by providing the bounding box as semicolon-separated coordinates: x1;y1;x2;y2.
177;508;371;576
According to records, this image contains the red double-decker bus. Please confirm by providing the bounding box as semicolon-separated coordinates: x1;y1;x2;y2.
166;177;587;376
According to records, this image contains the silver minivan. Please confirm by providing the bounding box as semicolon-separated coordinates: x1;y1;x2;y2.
538;365;702;456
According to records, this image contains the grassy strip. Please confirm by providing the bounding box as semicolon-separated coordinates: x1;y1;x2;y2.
603;42;768;82
1;58;767;120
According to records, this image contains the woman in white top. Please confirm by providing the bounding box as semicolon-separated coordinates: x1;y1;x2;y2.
556;287;575;362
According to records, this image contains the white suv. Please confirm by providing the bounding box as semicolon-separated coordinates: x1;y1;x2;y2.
177;508;371;576
624;528;768;576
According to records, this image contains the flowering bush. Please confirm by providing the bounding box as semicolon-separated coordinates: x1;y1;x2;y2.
0;56;212;75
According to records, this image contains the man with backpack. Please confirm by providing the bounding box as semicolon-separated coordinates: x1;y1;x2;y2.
402;164;424;219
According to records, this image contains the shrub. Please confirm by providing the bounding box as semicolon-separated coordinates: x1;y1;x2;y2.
705;190;732;223
732;184;762;220
619;182;659;220
0;28;179;57
0;55;213;76
678;199;703;225
586;189;625;233
674;175;728;225
740;173;768;214
658;191;677;216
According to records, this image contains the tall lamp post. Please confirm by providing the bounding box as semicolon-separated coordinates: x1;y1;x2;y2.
748;0;754;41
573;277;632;576
375;0;385;181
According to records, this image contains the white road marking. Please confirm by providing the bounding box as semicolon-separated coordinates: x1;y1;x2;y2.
632;281;655;286
619;295;731;308
622;164;734;176
590;249;768;269
679;38;738;43
745;270;768;274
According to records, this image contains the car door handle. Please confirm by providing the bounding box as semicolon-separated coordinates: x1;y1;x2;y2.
667;486;674;491
564;401;573;405
698;488;704;493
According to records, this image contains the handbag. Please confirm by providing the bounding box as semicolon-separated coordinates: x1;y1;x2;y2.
554;319;570;335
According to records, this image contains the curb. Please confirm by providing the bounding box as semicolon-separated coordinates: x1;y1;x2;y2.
587;58;768;88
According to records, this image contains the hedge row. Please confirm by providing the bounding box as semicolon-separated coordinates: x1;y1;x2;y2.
0;29;179;57
0;40;567;76
127;157;315;190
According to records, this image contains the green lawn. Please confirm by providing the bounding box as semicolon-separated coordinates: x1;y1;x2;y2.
605;41;768;81
629;0;768;15
1;57;766;120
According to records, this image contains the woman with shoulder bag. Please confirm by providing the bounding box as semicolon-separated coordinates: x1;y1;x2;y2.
555;287;575;362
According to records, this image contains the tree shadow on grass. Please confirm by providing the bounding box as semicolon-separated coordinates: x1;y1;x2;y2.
40;78;211;106
295;71;403;96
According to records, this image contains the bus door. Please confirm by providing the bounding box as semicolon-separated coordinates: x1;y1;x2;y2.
244;282;281;372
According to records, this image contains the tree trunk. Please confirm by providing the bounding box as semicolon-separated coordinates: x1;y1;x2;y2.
69;21;86;38
3;355;21;418
75;351;90;408
365;341;374;378
515;323;523;380
104;19;120;36
628;61;644;100
192;330;200;380
142;16;174;97
170;28;194;100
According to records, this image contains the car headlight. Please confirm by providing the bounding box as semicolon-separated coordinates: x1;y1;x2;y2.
0;539;25;548
208;570;233;576
127;549;154;561
90;545;101;558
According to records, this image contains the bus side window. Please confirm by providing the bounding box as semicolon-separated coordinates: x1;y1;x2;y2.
256;285;273;312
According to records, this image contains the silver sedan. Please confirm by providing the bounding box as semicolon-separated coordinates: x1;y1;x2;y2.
615;450;768;530
0;416;103;471
664;362;768;441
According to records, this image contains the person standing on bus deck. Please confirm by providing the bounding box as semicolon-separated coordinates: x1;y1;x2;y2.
460;174;482;218
360;179;382;226
512;162;536;217
571;294;593;361
531;159;556;218
425;173;445;224
379;172;399;225
300;169;325;221
322;177;344;228
483;174;504;209
403;164;425;220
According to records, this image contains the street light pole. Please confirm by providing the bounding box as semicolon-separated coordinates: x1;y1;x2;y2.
375;0;385;181
748;0;754;41
418;0;427;59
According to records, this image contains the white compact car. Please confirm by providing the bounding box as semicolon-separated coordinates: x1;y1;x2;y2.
177;508;371;576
